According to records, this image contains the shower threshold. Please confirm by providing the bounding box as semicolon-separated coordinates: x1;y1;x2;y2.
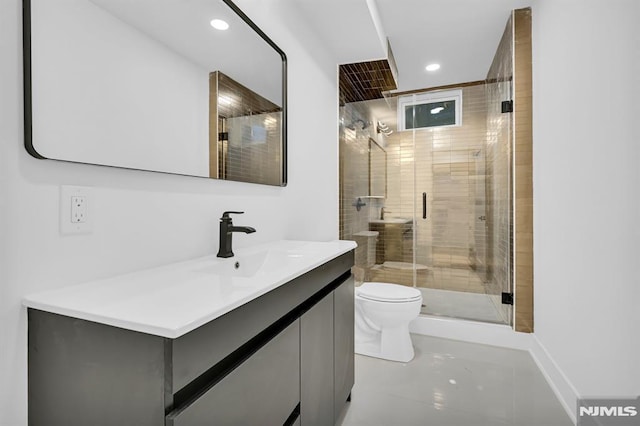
420;288;507;324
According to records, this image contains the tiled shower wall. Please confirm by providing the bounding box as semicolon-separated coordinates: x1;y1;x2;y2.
339;104;371;242
338;102;385;247
211;72;283;185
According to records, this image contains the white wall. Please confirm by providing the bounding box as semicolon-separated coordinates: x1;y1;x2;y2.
0;0;338;424
532;0;640;414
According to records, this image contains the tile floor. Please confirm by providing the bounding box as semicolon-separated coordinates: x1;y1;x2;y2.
337;334;573;426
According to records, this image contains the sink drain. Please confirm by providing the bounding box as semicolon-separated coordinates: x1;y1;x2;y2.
234;262;240;269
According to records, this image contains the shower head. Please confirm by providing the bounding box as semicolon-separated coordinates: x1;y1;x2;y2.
346;119;369;131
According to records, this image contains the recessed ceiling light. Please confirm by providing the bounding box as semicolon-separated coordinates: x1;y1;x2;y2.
210;19;229;31
425;63;441;72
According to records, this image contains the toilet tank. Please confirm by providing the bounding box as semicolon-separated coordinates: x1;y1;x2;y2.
352;231;379;268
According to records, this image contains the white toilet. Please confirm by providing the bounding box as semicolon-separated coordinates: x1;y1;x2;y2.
355;282;422;362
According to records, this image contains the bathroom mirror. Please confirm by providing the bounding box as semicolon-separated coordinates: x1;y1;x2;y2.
23;0;287;186
369;139;386;198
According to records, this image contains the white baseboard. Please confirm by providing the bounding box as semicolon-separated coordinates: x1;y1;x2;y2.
529;335;579;425
410;315;578;424
409;315;533;350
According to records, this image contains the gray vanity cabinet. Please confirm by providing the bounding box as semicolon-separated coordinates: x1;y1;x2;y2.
334;277;355;423
28;310;168;426
28;251;354;426
301;295;334;426
300;277;355;426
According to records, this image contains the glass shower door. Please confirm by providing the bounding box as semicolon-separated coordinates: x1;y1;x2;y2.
339;87;513;326
409;87;511;325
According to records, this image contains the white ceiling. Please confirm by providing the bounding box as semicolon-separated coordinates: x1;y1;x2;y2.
89;0;283;104
284;0;387;65
291;0;531;92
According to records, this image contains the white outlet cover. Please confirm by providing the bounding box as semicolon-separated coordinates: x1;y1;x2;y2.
60;185;93;235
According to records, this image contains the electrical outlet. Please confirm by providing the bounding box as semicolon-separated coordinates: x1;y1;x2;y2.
60;186;92;235
71;196;87;223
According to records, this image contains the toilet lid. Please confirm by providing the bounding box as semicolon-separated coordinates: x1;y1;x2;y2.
357;282;422;303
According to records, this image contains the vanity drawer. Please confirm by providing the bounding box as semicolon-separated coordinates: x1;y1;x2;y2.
166;320;300;426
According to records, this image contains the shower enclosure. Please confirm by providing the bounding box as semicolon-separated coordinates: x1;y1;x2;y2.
339;82;513;325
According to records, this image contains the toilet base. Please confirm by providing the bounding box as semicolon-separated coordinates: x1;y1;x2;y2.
355;324;415;363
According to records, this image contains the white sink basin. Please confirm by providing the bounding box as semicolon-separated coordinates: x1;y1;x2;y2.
195;247;311;278
369;218;412;224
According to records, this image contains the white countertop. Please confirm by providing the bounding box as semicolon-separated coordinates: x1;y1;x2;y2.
23;240;356;339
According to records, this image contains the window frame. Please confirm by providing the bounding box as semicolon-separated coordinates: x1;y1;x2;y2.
397;89;463;131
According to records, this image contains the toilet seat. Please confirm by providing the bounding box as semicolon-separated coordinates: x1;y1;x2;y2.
357;282;422;303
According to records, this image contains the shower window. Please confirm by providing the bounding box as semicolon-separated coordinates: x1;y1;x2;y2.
398;89;462;131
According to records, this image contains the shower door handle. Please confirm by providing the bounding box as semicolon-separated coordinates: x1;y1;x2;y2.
422;192;427;219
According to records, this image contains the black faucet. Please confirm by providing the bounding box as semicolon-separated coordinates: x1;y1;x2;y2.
216;211;256;258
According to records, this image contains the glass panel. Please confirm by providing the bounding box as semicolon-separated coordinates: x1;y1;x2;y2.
485;90;514;325
484;15;514;326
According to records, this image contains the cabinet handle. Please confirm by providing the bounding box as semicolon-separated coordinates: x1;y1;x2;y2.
422;192;427;219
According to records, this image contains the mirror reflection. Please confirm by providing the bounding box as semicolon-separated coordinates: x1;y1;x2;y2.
24;0;287;186
212;72;283;186
369;139;386;198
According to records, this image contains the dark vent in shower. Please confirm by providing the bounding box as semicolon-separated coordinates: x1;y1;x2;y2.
339;59;397;105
